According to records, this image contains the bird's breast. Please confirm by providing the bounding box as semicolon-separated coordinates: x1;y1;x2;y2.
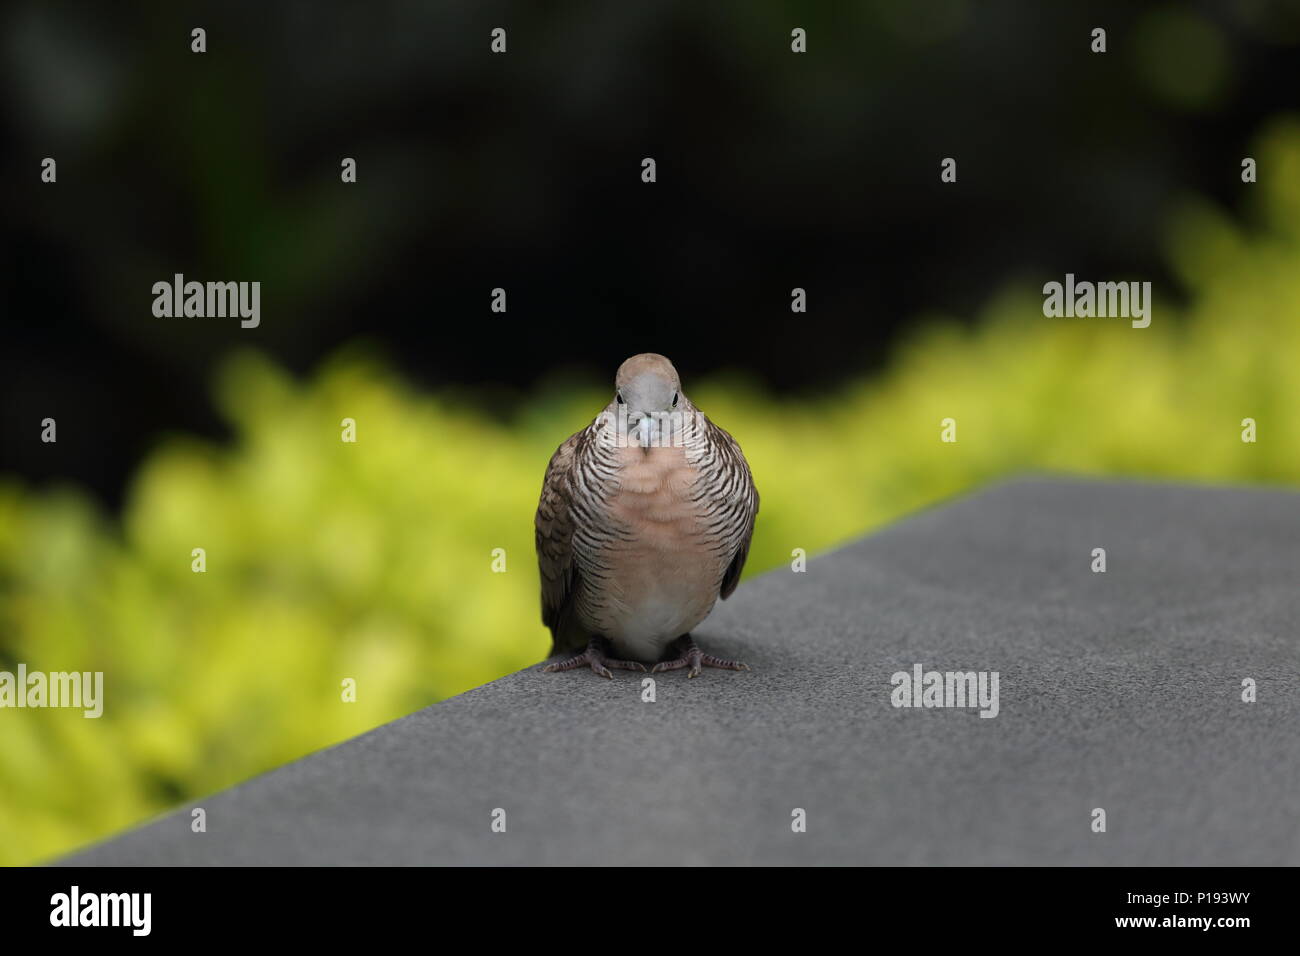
611;445;699;527
593;445;725;657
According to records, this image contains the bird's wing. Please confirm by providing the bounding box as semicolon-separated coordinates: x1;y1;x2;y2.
535;429;584;641
706;419;760;601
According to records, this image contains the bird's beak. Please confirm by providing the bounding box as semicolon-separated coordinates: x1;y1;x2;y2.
637;415;653;448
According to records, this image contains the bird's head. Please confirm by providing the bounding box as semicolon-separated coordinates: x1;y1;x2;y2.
613;353;684;447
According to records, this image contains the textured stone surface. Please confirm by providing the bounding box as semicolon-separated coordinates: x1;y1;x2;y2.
64;478;1300;865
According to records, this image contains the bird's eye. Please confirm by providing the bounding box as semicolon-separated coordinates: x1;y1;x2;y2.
616;391;625;404
671;391;679;407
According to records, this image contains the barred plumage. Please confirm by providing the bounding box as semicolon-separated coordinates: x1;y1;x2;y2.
535;354;758;675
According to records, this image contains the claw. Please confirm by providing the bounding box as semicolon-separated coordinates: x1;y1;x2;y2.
653;635;750;677
544;637;646;678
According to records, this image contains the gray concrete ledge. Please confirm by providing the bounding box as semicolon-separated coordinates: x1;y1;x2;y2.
63;477;1300;865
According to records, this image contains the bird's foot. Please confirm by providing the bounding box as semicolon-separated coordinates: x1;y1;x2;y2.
543;637;647;679
651;635;751;678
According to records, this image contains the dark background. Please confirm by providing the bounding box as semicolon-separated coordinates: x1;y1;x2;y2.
4;0;1299;507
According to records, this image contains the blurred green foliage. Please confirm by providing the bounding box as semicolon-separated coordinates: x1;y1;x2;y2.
3;118;1300;866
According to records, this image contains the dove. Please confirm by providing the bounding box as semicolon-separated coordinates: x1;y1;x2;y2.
535;353;758;678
